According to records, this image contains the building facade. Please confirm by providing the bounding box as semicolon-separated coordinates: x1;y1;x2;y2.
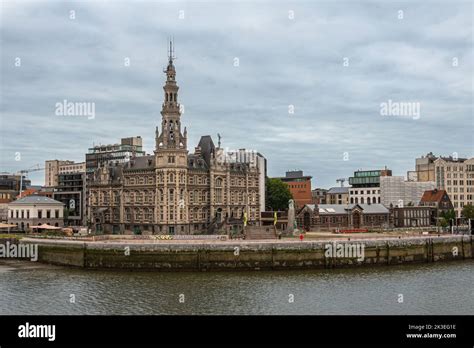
392;206;433;228
348;168;392;205
8;194;64;231
0;174;30;201
312;188;327;204
85;137;145;179
45;160;86;226
45;160;75;187
415;152;437;182
296;204;390;231
0;174;30;222
434;157;474;217
380;176;435;208
326;187;349;205
274;170;312;209
87;47;265;235
58;162;86;175
53;172;86;226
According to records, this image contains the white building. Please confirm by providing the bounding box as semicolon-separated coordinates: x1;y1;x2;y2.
348;169;392;205
8;194;64;231
380;176;435;208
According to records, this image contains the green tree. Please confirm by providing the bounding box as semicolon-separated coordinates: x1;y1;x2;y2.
266;178;293;211
439;217;448;228
440;209;455;221
461;204;474;219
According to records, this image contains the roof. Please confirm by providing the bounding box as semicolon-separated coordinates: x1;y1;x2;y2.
126;155;155;169
420;189;448;203
197;135;216;167
10;194;64;205
327;187;349;194
437;156;468;163
18;188;38;198
188;154;209;170
304;204;389;214
276;176;312;182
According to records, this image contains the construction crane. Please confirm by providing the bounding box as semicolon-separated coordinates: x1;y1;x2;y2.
336;178;347;187
16;164;45;197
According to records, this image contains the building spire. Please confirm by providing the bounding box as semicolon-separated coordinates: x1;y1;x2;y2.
155;39;185;152
168;37;175;64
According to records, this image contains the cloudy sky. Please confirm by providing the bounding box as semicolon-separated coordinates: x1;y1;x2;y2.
1;0;473;188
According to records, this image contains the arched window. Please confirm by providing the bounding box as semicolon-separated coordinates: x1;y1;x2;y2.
361;197;364;204
169;173;174;183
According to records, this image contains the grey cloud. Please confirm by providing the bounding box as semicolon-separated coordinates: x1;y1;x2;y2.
1;0;472;188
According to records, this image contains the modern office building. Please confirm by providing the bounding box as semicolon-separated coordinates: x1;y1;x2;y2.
0;174;31;221
45;160;75;187
85;137;146;178
53;172;86;226
274;170;312;209
45;160;86;226
0;174;30;200
348;168;392;205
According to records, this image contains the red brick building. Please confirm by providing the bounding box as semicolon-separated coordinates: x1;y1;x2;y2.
274;171;312;209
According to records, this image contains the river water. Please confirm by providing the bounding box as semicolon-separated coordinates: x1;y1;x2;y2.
0;260;472;315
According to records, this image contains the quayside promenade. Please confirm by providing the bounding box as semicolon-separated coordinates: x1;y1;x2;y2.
10;233;473;271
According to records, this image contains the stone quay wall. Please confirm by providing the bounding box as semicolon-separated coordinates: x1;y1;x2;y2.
17;235;473;271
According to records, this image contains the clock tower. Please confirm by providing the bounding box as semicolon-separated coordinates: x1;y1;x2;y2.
155;41;189;233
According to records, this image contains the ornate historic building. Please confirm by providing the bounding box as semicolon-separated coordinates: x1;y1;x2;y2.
88;44;264;235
